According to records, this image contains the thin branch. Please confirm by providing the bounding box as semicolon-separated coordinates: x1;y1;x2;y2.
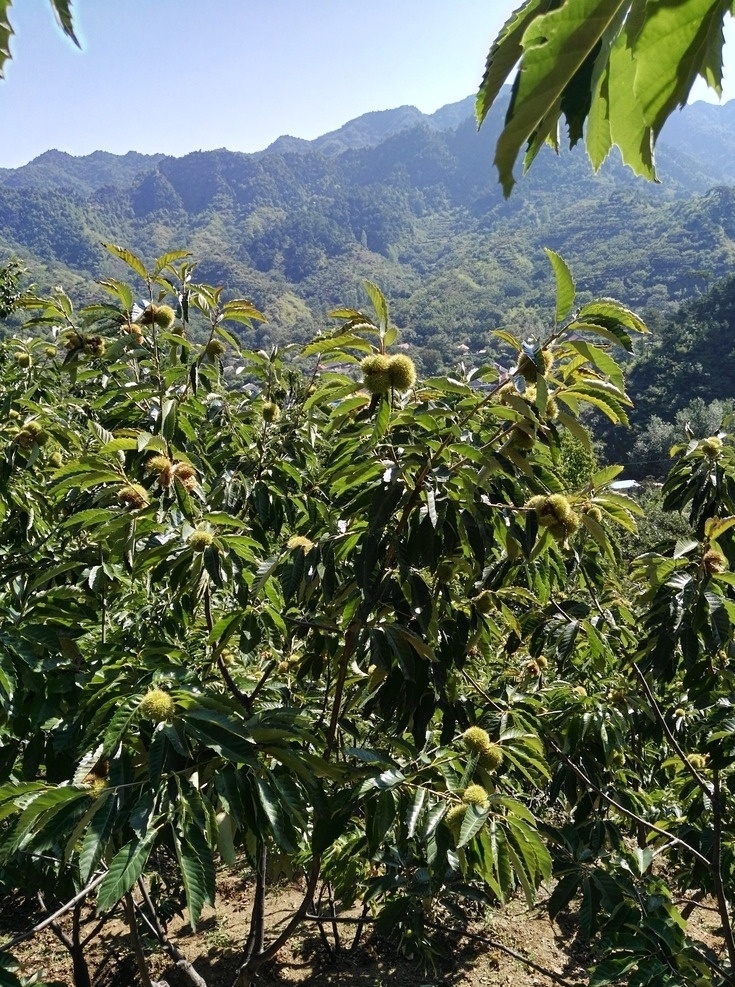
203;586;252;714
246;659;276;710
711;768;735;972
216;652;253;714
124;891;154;987
36;893;73;950
0;871;107;952
631;662;709;790
547;739;711;867
232;857;322;987
135;880;208;987
325;623;360;758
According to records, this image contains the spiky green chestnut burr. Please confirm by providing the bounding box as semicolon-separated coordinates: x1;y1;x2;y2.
139;688;174;722
387;354;416;391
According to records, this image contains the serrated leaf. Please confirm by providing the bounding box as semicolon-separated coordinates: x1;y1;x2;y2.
634;0;725;139
476;0;551;125
457;804;488;847
97;278;135;311
0;2;15;81
362;281;389;330
11;786;89;851
576;298;648;335
565;341;625;393
252;553;280;596
590;956;640;987
589;464;624;488
174;827;214;929
152;249;191;276
705;515;735;541
96;829;158;914
425;484;438;527
49;0;80;46
373;394;391;441
78;791;118;883
102;243;149;280
72;744;105;786
344;747;396;767
328;307;363;320
406;788;426;838
490;0;631;195
88;420;114;447
255;776;297;852
548;871;581;919
544;249;576;323
103;696;141;755
301;334;373;359
360;767;406;795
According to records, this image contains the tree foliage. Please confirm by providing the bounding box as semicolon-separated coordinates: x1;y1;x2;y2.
478;0;735;195
0;0;78;79
2;247;735;986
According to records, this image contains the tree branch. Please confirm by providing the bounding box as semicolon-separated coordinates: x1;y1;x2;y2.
0;871;107;952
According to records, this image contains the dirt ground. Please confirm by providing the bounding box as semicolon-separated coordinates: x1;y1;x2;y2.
2;871;591;987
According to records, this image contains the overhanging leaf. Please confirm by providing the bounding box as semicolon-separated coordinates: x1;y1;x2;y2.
633;0;726;138
492;0;631;195
49;0;80;46
0;2;15;81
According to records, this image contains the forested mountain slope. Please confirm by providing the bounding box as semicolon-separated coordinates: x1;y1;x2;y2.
0;94;733;381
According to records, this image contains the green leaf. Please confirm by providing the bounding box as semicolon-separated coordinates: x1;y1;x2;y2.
590;956;641;987
11;786;90;851
152;249;191;276
544;249;576;323
102;243;149;281
255;776;298;852
72;744;105;786
406;788;426;838
252;553;280;596
491;0;631;195
548;871;581;918
183;710;259;766
373;394;391;440
565;341;625;393
704;515;735;541
360;767;406;795
301;334;373;359
476;0;552;126
575;298;649;337
457;804;488;847
49;0;80;46
602;1;655;177
362;281;389;330
221;298;267;325
633;0;726;139
96;829;158;913
589;464;624;489
328;307;363;320
174;823;215;929
78;791;118;883
103;696;141;755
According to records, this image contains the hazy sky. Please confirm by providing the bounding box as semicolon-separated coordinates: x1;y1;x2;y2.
1;1;733;169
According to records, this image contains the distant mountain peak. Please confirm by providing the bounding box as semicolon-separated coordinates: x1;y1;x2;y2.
260;95;476;158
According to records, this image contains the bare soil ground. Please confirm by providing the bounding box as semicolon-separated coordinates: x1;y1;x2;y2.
2;871;592;987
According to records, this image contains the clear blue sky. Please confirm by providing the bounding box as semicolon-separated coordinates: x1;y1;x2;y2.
0;1;733;169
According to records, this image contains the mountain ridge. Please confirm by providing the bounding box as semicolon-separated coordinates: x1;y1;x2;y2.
0;92;732;194
0;93;734;380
